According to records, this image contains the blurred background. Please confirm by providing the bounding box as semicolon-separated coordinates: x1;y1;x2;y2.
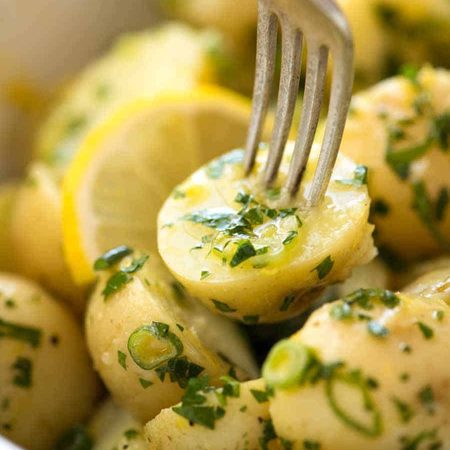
1;0;449;179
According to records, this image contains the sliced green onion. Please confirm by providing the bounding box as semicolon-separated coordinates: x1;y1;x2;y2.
262;340;314;389
94;245;133;270
128;322;183;370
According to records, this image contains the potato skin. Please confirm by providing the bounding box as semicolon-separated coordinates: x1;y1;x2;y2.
89;399;147;450
86;252;257;423
144;379;276;450
268;292;450;449
10;163;85;314
0;273;99;450
341;67;450;261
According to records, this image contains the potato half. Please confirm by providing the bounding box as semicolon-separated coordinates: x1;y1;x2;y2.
158;144;375;323
264;290;450;449
144;378;279;450
86;249;258;422
0;273;99;450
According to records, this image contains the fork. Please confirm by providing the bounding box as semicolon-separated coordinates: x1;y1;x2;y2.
244;0;354;206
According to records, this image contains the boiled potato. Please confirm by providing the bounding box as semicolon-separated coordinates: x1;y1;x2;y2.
145;378;280;450
10;163;85;314
264;290;450;449
34;23;230;170
0;183;18;272
0;273;99;450
86;249;258;423
341;66;450;262
396;256;450;289
158;143;375;323
373;0;450;71
336;258;392;298
89;399;147;450
404;267;450;304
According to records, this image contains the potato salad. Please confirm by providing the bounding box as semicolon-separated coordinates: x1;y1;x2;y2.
0;1;449;450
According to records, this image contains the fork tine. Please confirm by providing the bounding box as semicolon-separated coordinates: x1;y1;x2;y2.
263;18;302;186
307;47;354;206
285;44;328;196
244;0;278;175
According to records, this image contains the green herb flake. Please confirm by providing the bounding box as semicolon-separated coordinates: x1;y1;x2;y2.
280;294;296;312
139;378;153;389
93;245;133;270
400;372;410;382
200;270;211;280
417;321;434;340
392;397;414;423
432;112;450;150
266;187;281;200
176;324;185;332
155;357;204;388
435;188;449;222
250;388;272;403
220;375;240;399
303;440;321;450
205;150;244;179
367;321;389;338
312;256;334;280
211;299;236;313
399;429;441;450
330;302;353;320
399;64;420;85
0;318;42;348
124;429;139;440
242;315;259;324
102;271;133;300
118;351;127;370
372;199;390;216
399;343;412;353
53;425;93;450
230;240;257;267
121;255;149;274
4;299;15;309
336;165;368;187
11;357;32;388
239;405;247;412
418;385;435;414
259;418;278;450
282;230;298;246
432;310;444;321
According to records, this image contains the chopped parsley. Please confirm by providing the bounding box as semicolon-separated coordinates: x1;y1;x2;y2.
431;112;450;150
172;376;225;429
336;165;368;187
399;343;412;354
54;424;93;450
230;240;257;267
11;357;32;388
303;441;321;450
399;429;441;450
367;320;389;338
432;310;444;321
205;150;244;179
139;378;153;389
279;294;296;312
211;300;236;313
155;356;204;389
418;385;435;415
200;270;211;280
282;230;298;246
124;429;139;440
392;396;414;423
118;351;127;370
312;256;334;280
435;188;449;222
0;318;42;348
4;298;15;309
417;321;434;340
259;418;278;450
250;386;274;403
93;245;132;270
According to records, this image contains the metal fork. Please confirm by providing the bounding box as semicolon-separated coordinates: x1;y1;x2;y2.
244;0;354;206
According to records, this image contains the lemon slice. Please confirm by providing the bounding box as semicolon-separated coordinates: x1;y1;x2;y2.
62;86;251;285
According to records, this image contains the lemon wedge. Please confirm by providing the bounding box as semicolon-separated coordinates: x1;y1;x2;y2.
62;86;251;285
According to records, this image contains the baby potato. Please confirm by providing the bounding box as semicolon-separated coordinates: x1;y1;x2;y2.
264;290;450;449
0;183;18;272
86;249;258;423
88;399;147;450
0;273;99;450
10;163;85;314
158;144;375;324
336;258;392;298
341;66;450;262
144;378;279;450
34;23;230;169
403;267;450;304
